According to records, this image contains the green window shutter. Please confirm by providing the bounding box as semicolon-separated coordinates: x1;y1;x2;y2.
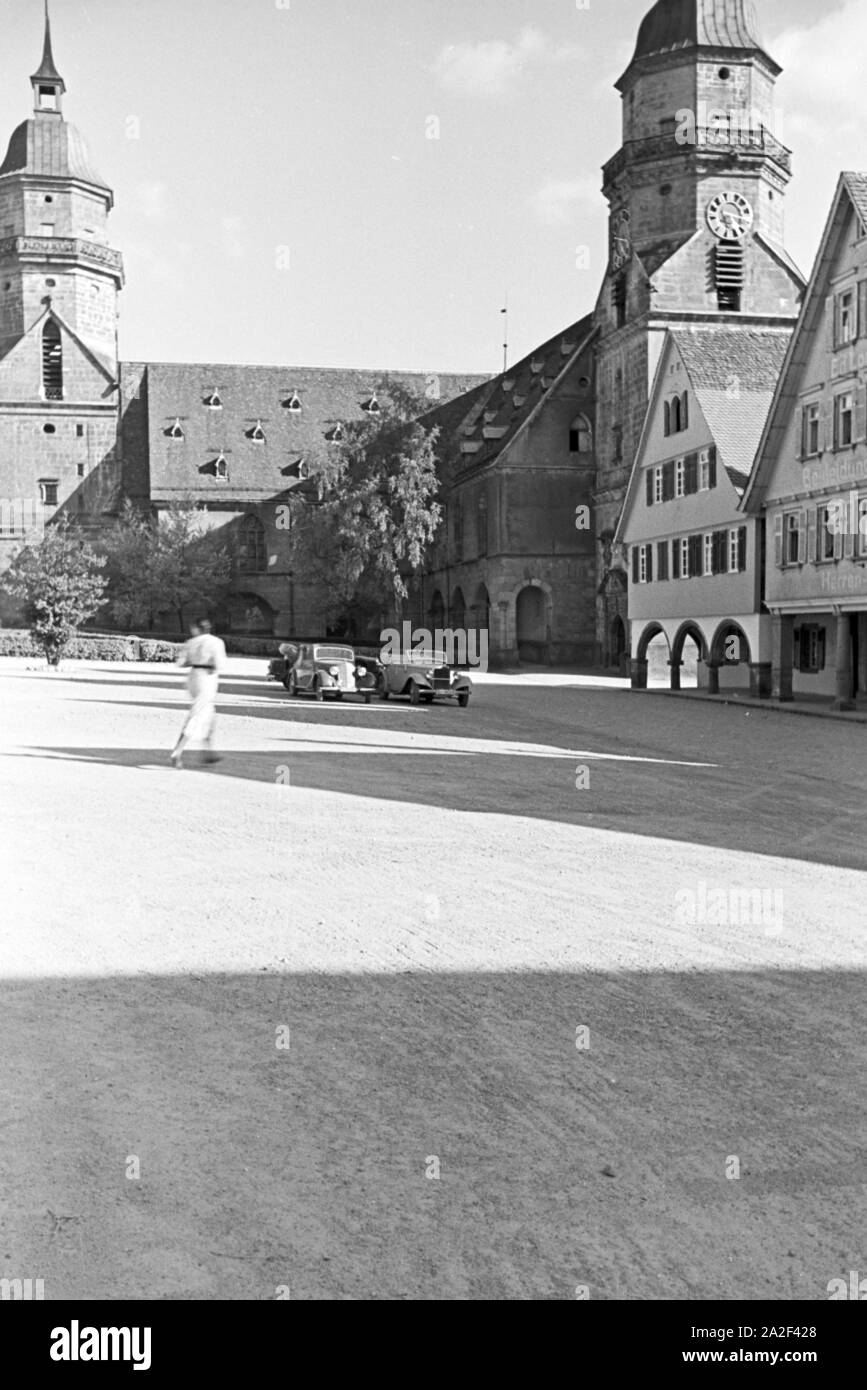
831;294;840;352
773;513;784;567
856;385;867;442
646;544;653;582
646;469;654;506
859;280;867;338
844;509;856;559
820;398;832;454
737;526;747;572
632;547;640;583
672;538;681;579
818;627;827;671
662;462;674;500
795;407;804;462
657;541;668;581
708;446;717;488
682;392;689;430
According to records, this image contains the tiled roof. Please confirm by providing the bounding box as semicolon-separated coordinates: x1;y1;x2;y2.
424;313;595;473
129;362;488;501
843;172;867;235
672;326;791;490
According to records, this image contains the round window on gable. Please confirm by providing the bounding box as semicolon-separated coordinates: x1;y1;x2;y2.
719;67;731;80
45;195;54;204
45;278;56;288
43;423;56;434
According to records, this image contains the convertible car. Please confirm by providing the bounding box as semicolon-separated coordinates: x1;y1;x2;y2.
379;649;472;707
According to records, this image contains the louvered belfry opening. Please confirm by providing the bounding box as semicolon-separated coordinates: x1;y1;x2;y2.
42;319;63;399
715;243;744;312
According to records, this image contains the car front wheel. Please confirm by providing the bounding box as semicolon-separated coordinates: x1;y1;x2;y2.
458;691;470;708
408;680;420;706
313;678;324;702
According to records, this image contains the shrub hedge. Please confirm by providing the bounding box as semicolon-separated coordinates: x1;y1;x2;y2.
0;631;179;662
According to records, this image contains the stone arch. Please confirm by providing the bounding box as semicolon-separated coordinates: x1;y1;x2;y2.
515;581;552;662
428;589;445;630
472;582;490;633
710;619;751;667
636;623;669;663
671;621;708;666
451;586;466;630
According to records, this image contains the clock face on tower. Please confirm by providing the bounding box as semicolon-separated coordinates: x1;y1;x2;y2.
610;208;631;271
706;192;754;242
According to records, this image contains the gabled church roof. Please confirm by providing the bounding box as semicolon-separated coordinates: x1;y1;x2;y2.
741;171;867;513
424;313;596;476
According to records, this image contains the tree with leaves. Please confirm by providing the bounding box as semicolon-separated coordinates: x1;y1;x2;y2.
101;497;234;633
294;382;442;629
2;517;108;666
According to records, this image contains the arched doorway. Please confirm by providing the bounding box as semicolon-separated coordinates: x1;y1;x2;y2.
451;586;466;631
711;621;752;691
672;624;707;691
473;583;490;634
428;590;445;631
516;584;549;663
637;625;671;689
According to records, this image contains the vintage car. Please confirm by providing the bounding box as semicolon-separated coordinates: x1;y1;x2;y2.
379;649;472;707
269;642;382;703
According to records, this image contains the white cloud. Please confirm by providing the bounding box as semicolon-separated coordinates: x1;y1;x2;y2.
433;27;580;98
775;0;867;137
530;177;599;226
221;216;245;261
135;181;170;224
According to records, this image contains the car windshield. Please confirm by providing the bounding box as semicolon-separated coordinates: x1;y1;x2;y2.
387;650;448;667
314;646;354;662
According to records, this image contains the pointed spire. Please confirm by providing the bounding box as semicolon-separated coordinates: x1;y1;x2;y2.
31;1;66;98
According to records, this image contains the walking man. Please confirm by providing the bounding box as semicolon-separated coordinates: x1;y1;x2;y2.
170;618;227;769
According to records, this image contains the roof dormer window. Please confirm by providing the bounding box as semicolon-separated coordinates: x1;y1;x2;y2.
283;392;302;412
168;419;184;440
248;422;266;442
361;394;381;414
325;423;344;443
203;391;222;409
214;454;228;480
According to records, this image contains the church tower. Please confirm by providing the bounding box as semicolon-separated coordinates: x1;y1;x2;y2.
592;0;804;664
0;3;124;565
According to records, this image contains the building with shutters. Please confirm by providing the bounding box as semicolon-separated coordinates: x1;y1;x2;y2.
615;323;789;692
423;0;804;668
742;172;867;709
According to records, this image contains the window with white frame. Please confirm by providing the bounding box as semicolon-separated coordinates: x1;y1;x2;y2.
704;534;714;576
837;288;856;347
803;402;820;457
679;537;690;577
675;457;685;498
859;496;867;558
836;391;854;447
728;528;740;573
785;512;801;565
39;479;58;506
638;546;648;583
698;450;712;491
654;466;664;504
819;504;837;561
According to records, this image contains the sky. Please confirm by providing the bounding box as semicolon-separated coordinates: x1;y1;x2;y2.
0;0;864;374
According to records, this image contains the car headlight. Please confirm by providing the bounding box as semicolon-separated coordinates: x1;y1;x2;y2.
329;665;340;677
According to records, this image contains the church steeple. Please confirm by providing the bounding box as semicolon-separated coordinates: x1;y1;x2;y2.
31;1;66;115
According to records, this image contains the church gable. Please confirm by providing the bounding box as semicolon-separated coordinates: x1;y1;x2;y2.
0;311;115;404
